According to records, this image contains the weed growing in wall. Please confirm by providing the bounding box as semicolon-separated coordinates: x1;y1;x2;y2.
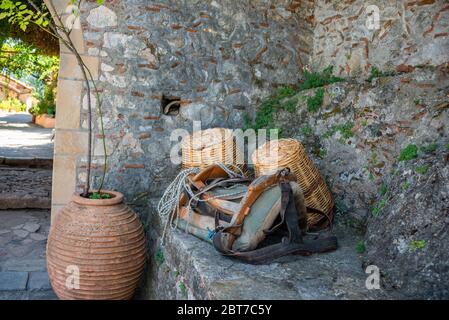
155;247;165;265
371;197;387;217
244;86;296;131
307;87;324;112
367;66;396;81
379;183;388;196
420;143;438;154
409;240;426;252
246;66;344;131
323;122;354;142
415;165;429;175
398;144;418;161
355;241;366;254
301;124;313;137
300;66;344;90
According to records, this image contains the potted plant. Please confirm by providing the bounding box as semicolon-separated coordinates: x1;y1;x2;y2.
0;0;146;300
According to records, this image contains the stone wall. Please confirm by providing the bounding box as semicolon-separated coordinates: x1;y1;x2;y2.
71;0;314;204
312;0;449;77
271;66;449;298
48;0;449;299
274;66;449;222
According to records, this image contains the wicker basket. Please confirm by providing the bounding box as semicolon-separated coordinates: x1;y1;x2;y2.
252;138;333;229
181;128;245;173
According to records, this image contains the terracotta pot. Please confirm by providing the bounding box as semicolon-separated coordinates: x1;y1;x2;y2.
47;190;146;300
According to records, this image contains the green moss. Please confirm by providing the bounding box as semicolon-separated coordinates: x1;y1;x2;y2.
361;119;368;126
420;143;438;154
245;86;297;131
401;181;411;191
398;144;418;161
246;66;345;131
318;148;327;159
372;198;387;217
300;124;313;137
335;199;348;215
307;87;324;112
178;282;188;298
155;247;165;265
367;66;396;81
379;183;388;196
282;98;298;112
300;66;344;90
324;122;355;142
355;241;366;254
415;165;429;175
409;240;426;251
142;221;150;233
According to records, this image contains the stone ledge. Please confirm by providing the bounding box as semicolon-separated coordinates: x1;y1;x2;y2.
147;221;397;300
0;166;52;210
27;272;52;291
0;157;53;169
0;272;28;291
0;290;57;300
0;195;51;210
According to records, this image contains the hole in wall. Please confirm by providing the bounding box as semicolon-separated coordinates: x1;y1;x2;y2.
161;94;181;115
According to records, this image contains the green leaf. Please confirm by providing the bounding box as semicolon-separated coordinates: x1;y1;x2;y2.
97;0;105;4
0;12;9;20
398;144;418;161
35;16;43;25
355;241;366;254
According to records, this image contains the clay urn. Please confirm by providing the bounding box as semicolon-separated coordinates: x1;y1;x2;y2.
47;190;146;300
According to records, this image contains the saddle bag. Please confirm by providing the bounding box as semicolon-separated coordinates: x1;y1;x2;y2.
173;164;338;264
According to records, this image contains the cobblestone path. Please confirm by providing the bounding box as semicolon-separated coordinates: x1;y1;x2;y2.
0;209;56;299
0;112;56;299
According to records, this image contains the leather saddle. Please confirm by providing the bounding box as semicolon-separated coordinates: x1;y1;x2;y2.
175;164;338;264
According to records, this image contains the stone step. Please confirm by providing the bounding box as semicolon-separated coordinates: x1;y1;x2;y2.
0;272;28;291
0;271;52;292
0;290;57;300
0;166;52;210
0;195;51;210
146;221;399;299
0;157;53;169
2;259;47;272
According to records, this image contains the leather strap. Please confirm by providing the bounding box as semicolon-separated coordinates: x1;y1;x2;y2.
212;181;338;264
262;182;290;235
183;190;233;223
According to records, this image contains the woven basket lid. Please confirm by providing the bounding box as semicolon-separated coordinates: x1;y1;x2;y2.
252;138;302;166
182;128;233;151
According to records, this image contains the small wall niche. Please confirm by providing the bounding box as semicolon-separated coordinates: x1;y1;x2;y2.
161;94;181;116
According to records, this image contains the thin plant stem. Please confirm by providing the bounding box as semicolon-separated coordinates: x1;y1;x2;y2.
42;0;107;195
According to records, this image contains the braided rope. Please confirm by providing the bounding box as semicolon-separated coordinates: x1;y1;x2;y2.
158;164;244;245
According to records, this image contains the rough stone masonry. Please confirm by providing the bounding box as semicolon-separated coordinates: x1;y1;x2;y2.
50;0;448;299
78;0;314;204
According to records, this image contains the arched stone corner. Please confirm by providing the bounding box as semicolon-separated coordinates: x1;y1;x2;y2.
45;0;100;223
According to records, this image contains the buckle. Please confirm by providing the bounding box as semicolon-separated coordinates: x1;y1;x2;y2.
189;198;198;209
